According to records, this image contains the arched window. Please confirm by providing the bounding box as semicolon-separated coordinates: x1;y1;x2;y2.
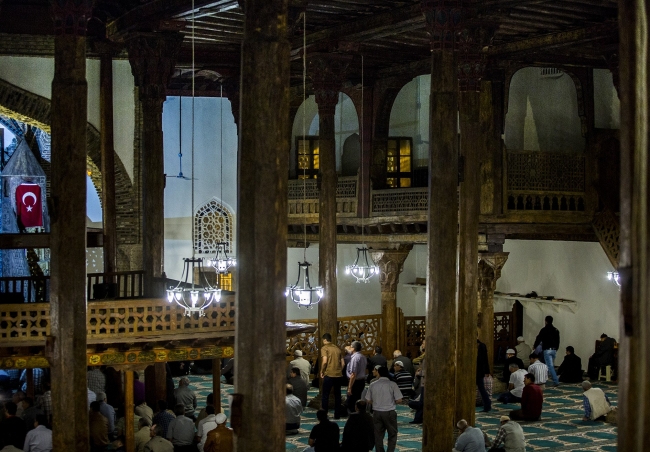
194;199;234;254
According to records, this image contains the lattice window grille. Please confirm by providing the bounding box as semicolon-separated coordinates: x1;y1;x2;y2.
194;199;234;254
507;151;585;192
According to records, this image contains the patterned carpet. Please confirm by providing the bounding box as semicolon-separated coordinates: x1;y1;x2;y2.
179;375;618;451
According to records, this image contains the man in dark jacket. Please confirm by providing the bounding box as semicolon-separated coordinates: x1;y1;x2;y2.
558;346;583;383
500;349;525;383
477;339;492;412
534;315;560;385
340;401;374;452
588;334;617;380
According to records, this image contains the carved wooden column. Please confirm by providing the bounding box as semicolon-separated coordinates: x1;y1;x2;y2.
234;1;290;451
455;24;493;425
124;370;135;452
477;253;508;366
370;245;413;354
48;1;93;450
310;56;349;344
95;40;120;274
617;1;650;449
421;1;460;450
126;32;183;297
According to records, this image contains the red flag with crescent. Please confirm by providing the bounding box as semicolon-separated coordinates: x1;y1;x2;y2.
15;184;43;228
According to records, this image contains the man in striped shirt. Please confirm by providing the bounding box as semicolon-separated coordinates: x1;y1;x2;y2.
527;353;548;391
392;361;413;399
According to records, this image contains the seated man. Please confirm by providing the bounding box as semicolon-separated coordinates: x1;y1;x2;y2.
558;346;584;383
497;364;526;404
453;419;487;452
581;380;612;421
390;350;414;377
588;334;617;380
288;367;309;407
527;354;548;391
392;361;413;399
490;416;525;452
305;410;339;452
288;350;311;384
509;373;543;421
408;387;423;424
166;404;196;452
204;413;233;452
501;349;525;383
285;384;303;435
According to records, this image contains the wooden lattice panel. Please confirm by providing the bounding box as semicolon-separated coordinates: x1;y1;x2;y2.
592;209;620;268
0;303;50;341
86;297;236;338
286;321;319;365
493;312;512;342
507;151;585;192
371;188;428;215
404;316;425;359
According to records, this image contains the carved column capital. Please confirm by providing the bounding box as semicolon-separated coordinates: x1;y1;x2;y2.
456;25;494;92
478;252;509;294
309;55;350;116
51;0;94;36
126;32;184;102
370;244;414;293
421;0;463;51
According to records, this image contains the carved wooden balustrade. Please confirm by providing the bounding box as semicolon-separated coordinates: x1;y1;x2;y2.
285;313;383;366
287;176;358;218
370;188;428;216
505;150;587;212
0;296;237;345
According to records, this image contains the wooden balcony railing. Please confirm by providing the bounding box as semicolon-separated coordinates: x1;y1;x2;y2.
287;176;358;217
505;150;586;212
0;271;145;303
370;187;428;216
0;296;237;345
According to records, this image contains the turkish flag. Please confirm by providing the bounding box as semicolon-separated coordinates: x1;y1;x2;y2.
15;184;43;228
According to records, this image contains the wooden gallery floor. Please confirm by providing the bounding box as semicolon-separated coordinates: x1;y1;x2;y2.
181;375;618;451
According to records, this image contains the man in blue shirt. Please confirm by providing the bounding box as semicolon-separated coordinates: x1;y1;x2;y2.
346;341;367;413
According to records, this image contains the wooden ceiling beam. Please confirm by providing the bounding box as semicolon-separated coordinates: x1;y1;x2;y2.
489;22;617;56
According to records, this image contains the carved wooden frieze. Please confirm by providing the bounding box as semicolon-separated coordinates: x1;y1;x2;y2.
309;55;350;116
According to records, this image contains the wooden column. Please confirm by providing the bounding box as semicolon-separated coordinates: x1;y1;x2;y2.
48;2;92;450
455;25;493;425
96;41;119;274
422;2;460;449
124;370;135;452
25;369;34;400
617;1;650;449
310;56;349;345
234;0;290;450
126;32;183;297
370;245;412;354
477;253;509;366
212;358;221;408
144;363;167;409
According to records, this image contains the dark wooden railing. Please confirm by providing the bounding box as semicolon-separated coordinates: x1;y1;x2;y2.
0;271;144;303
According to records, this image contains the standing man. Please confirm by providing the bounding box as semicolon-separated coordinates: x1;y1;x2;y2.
527;354;548;390
346;341;367;413
320;333;345;419
533;315;560;386
289;350;312;384
174;377;197;419
476;339;492;412
365;366;403;452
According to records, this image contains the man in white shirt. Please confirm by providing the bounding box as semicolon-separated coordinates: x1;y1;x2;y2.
527;354;549;391
497;364;527;404
196;406;219;452
285;384;303;435
23;415;52;452
365;366;403;452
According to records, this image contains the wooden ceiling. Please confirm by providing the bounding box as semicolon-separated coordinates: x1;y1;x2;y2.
0;0;619;91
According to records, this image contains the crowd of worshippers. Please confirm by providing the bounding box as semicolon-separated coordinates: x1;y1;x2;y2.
286;334;426;452
0;366;235;452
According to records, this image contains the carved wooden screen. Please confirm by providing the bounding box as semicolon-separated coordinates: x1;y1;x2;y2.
493;301;523;363
403;316;426;359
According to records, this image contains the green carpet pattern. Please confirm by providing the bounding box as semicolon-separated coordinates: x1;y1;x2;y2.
178;376;618;451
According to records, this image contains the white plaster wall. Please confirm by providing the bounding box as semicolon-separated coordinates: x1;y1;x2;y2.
593;69;620;130
496;240;620;363
162;96;238;281
389;75;430;167
505;67;585;152
0;56;136;181
285;244;424;320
